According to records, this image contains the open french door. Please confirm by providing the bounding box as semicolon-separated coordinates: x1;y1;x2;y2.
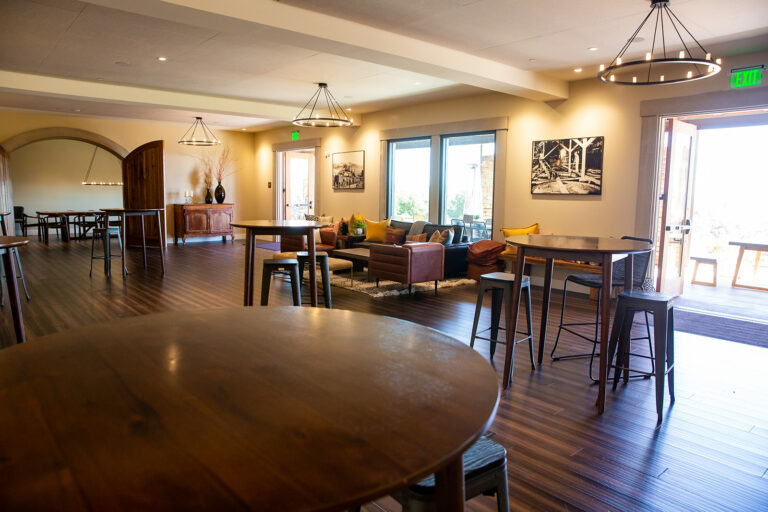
656;119;698;294
280;151;314;221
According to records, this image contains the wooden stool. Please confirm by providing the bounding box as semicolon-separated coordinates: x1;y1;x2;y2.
351;436;509;512
297;251;331;309
691;256;717;286
261;259;301;306
607;290;676;423
470;272;534;367
89;227;126;277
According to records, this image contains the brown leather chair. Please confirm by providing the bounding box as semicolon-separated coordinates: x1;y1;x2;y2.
280;233;336;254
369;242;445;295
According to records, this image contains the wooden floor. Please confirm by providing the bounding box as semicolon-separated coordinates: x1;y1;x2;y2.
2;238;768;512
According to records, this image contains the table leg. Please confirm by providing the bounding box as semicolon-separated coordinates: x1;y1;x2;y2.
2;249;26;343
62;215;70;242
120;214;127;277
243;229;255;306
731;246;745;287
140;216;147;268
538;257;555;366
435;455;464;512
157;211;166;274
308;229;318;307
597;253;613;414
503;248;526;389
753;250;761;278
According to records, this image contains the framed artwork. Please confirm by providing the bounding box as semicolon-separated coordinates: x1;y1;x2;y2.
531;136;604;195
332;150;365;190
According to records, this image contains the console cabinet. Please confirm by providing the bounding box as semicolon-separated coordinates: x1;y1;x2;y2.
173;203;234;245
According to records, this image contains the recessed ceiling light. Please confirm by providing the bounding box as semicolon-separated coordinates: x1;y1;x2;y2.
588;47;598;51
157;56;167;62
573;68;583;73
73;109;81;112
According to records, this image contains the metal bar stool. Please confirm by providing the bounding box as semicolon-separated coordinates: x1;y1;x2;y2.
470;271;534;367
261;259;301;306
0;212;30;305
90;226;127;277
607;290;676;423
296;251;332;308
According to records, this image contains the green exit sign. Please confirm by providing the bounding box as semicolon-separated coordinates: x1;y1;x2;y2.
731;66;763;89
291;130;300;141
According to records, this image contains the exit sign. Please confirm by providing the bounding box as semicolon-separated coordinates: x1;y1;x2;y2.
291;130;300;141
731;66;764;89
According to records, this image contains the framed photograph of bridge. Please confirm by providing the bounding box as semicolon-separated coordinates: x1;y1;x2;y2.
531;136;604;195
332;150;365;190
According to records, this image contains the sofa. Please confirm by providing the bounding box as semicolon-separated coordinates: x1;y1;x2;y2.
353;220;469;278
369;242;445;294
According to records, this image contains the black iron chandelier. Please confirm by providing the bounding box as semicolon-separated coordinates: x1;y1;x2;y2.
598;0;721;85
178;116;221;146
292;83;353;127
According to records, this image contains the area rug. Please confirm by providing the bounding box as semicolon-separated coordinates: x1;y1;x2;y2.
674;307;768;348
302;270;476;298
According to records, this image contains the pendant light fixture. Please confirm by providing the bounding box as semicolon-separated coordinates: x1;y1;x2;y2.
292;83;353;127
81;146;122;186
598;0;721;85
178;116;221;146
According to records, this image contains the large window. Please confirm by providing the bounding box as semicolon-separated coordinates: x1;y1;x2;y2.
441;133;495;240
388;138;431;221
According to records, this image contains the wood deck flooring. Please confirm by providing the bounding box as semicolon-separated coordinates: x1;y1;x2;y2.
1;238;767;511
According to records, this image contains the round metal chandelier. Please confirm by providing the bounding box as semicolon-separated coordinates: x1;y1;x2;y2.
598;0;721;85
292;83;353;127
178;116;221;146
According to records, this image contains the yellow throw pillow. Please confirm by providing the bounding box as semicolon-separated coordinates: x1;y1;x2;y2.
500;223;540;256
364;218;390;243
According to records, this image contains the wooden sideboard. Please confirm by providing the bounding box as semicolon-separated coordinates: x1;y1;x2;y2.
173;204;234;245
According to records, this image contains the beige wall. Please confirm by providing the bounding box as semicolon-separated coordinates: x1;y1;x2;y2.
0;110;255;241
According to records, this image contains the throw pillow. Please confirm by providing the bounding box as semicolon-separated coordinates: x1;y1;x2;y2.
364;218;390;243
409;220;428;235
428;230;444;244
385;226;406;245
318;215;334;225
428;228;453;245
406;233;427;242
500;223;540;257
467;239;506;265
305;214;320;221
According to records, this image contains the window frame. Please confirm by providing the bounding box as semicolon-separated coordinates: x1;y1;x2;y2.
386;136;432;220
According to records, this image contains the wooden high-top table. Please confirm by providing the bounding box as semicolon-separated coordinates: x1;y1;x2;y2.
231;220;329;307
0;236;29;343
504;235;652;414
0;307;499;511
101;208;166;276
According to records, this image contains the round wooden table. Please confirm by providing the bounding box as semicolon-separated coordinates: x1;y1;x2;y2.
0;307;499;511
504;235;652;414
0;236;29;343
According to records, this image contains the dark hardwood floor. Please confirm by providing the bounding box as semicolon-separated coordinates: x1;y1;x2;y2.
2;238;767;511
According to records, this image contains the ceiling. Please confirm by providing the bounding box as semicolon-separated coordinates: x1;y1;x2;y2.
0;0;766;131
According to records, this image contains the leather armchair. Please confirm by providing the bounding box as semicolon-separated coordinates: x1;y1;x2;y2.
280;234;336;254
369;242;445;294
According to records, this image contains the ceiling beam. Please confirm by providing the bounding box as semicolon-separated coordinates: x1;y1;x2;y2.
0;70;297;120
83;0;569;101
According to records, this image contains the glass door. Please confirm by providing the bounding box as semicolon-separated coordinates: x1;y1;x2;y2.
282;151;314;221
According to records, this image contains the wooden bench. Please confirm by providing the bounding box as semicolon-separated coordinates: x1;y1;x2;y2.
690;256;717;286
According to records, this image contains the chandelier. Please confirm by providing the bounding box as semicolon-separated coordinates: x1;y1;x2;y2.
292;83;353;127
178;116;221;146
598;0;721;85
81;146;122;186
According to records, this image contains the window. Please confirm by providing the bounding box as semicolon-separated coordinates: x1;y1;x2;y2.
387;138;431;221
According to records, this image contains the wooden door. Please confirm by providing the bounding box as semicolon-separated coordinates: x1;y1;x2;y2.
0;146;14;232
283;151;314;221
657;119;698;294
122;141;165;247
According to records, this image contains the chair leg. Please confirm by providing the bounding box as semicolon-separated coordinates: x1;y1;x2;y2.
613;309;635;391
644;310;655;375
434;280;438;296
667;307;675;403
290;264;302;307
260;266;272;306
103;230;111;277
408;283;412;295
524;284;535;370
470;285;486;350
116;230;127;276
320;258;331;308
607;304;625;383
495;462;510;512
89;232;96;277
551;277;571;359
13;249;30;301
489;287;503;359
587;288;601;382
653;307;668;423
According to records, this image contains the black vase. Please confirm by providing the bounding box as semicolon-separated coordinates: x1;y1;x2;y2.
204;187;213;204
214;181;226;204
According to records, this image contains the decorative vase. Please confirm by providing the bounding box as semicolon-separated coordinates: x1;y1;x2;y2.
214;181;226;204
354;227;363;235
205;187;213;204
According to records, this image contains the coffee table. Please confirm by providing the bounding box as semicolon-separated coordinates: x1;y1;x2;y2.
0;307;499;511
334;247;371;279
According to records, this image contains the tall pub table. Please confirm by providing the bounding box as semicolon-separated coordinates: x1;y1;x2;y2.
0;307;499;511
100;208;166;276
0;236;29;343
504;235;652;413
230;220;329;307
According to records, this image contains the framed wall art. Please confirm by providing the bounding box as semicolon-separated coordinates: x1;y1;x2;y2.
332;150;365;190
531;136;604;195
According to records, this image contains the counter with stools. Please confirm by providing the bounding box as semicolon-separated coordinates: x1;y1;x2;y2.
470;272;534;366
608;289;676;423
261;258;301;306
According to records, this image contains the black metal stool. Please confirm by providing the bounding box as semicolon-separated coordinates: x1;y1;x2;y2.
0;212;30;305
607;290;676;423
470;272;534;367
296;251;332;309
90;227;126;277
261;259;301;306
351;435;509;512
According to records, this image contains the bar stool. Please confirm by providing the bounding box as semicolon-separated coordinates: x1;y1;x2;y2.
351;435;509;512
296;251;332;309
470;272;535;367
607;290;676;423
261;259;301;306
0;211;30;305
90;227;127;277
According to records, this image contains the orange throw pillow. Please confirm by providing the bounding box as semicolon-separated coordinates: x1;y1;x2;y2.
406;233;427;242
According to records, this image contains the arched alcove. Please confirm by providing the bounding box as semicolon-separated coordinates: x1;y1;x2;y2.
0;127;128;160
